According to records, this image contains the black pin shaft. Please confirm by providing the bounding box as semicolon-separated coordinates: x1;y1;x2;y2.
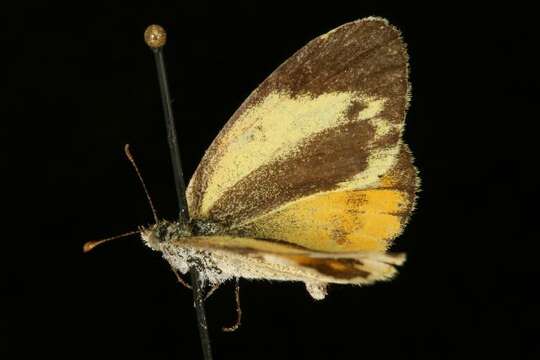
145;25;213;360
152;48;189;223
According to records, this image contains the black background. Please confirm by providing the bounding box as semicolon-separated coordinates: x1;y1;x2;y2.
4;1;539;359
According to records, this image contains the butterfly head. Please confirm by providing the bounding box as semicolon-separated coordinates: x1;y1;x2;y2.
140;220;192;250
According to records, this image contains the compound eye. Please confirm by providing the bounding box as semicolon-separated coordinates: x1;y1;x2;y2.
155;228;164;240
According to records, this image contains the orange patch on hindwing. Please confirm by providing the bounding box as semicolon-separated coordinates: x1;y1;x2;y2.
237;189;408;252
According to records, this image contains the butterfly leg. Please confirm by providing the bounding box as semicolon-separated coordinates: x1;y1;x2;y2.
222;278;242;332
172;268;192;290
204;282;221;301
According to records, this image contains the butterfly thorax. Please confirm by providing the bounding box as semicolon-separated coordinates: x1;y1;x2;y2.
140;219;227;250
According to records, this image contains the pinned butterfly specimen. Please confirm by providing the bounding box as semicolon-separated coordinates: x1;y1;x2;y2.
89;17;418;303
143;16;419;301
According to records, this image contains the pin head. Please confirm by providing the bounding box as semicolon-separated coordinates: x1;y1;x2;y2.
144;24;167;49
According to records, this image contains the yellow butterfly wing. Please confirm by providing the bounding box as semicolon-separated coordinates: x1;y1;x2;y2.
167;235;405;285
186;17;418;253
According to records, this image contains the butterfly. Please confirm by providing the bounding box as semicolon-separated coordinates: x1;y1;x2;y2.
90;16;418;304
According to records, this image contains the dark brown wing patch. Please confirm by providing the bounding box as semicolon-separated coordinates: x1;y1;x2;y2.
292;257;371;279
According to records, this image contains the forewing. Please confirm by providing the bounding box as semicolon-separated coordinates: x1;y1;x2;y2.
186;17;417;252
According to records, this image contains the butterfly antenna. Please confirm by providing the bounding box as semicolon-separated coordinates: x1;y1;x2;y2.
222;279;242;332
124;144;159;223
83;230;140;253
